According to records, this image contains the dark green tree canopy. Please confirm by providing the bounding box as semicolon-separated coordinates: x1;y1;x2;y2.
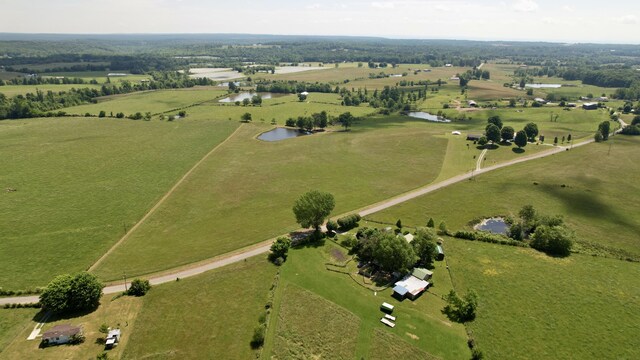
292;190;335;230
373;232;417;273
487;115;503;129
523;122;539;141
501;126;515;142
514;130;528;148
40;272;103;313
485;124;501;143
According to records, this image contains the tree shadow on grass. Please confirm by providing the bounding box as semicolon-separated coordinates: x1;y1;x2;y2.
290;230;326;249
512;148;525;154
32;304;100;323
476;144;499;150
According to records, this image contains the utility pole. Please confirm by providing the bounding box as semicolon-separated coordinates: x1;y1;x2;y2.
123;273;128;292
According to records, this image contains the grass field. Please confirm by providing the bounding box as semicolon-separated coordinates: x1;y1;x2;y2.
264;241;470;359
0;309;38;357
0;117;239;289
92;116;450;280
271;284;360;359
0;295;142;360
369;329;439;360
0;84;104;97
369;135;640;258
122;255;277;360
445;239;640;359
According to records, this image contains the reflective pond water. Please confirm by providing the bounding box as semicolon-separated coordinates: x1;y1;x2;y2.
525;84;562;88
257;127;310;142
218;92;284;103
475;218;509;235
407;112;452;123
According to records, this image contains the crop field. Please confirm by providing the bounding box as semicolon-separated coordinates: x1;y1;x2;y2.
445;239;640;359
368;136;640;258
264;241;471;359
92;117;450;280
271;284;360;359
0;117;239;289
1;295;142;360
122;255;277;360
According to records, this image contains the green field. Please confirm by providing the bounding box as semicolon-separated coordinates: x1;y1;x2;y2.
0;117;239;289
446;239;640;359
264;241;471;359
0;84;104;97
122;255;277;360
0;309;37;356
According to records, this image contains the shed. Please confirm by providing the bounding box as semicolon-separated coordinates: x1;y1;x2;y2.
380;318;396;327
468;100;478;107
41;324;82;346
583;103;598;110
403;233;414;243
381;302;394;313
412;268;433;280
452;131;461;135
436;245;445;260
393;275;430;300
534;98;548;104
300;91;309;96
466;134;481;141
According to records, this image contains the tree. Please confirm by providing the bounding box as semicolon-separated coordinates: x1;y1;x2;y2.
269;236;291;262
477;136;488;147
500;126;515;142
438;221;448;235
443;289;478;322
514;130;527;148
598;121;611;140
594;131;604;142
298;93;307;101
40;272;103;313
178;110;187;117
523;122;538;141
373;232;416;273
567;134;572;142
292;190;335;231
326;219;338;233
487;115;503;129
127;279;151;296
242;98;251;106
426;218;435;228
632;115;640;126
554;136;558;145
485;124;501;144
396;219;402;229
251;95;262;106
98;110;106;118
412;227;437;267
115;112;125;119
509;98;516;107
530;225;573;257
241;112;252;122
338;112;355;131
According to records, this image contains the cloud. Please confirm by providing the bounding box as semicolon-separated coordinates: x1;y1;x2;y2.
513;0;539;12
306;3;321;10
621;15;638;24
371;2;395;9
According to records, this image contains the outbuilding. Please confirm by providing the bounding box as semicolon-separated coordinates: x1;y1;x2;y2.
412;268;433;280
393;274;430;300
583;103;598;110
436;245;445;260
41;324;82;346
466;134;481;141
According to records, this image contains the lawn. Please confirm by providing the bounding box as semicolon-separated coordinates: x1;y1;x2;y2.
92;116;450;280
0;308;38;357
0;295;142;360
0;117;239;289
445;239;640;359
122;255;278;360
368;135;640;259
369;329;440;360
271;284;360;360
264;240;470;359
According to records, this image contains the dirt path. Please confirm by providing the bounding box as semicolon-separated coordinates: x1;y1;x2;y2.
2;136;597;305
88;124;244;272
476;149;488;171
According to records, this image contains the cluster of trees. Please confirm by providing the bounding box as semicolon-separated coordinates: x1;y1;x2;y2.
255;80;334;94
478;116;535;149
620;115;640;135
285;111;328;131
339;85;426;112
442;289;478;323
39;272;103;313
126;279;151;296
507;205;574;257
351;227;439;273
458;68;490;87
269;237;292;265
1;76;96;86
594;121;611;142
0;72;212;120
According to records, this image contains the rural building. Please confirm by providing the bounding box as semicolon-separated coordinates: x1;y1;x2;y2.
412;267;433;280
445;64;453;67
597;96;609;102
452;131;461;135
534;98;548;104
105;328;121;349
466;134;481;141
468;100;478;107
300;91;309;96
393;274;430;300
41;324;82;346
436;245;445;260
583;103;598;110
380;302;394;313
403;233;414;243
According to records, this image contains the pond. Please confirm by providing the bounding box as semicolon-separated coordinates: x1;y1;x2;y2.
525;84;562;88
218;92;284;103
475;218;509;235
257;127;310;142
407;112;452;123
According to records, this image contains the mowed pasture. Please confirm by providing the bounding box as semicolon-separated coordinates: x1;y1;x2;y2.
93;116;449;280
122;255;277;360
445;239;640;360
0;309;37;356
264;241;470;359
0;117;239;289
369;136;640;258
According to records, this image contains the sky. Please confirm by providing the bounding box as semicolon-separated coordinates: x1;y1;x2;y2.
1;0;639;44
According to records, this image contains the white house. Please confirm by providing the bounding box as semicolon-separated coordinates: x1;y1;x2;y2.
393;274;430;300
41;324;82;346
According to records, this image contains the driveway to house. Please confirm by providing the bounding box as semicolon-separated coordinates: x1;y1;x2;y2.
0;136;599;305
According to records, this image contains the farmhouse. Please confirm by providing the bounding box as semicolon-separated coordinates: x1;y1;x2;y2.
393;273;430;300
41;324;82;346
583;103;598;110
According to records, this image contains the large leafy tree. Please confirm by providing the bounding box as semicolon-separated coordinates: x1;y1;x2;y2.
485;124;501;144
40;272;103;313
523;122;539;141
514;130;528;148
500;126;515;142
530;225;574;257
292;190;335;231
412;227;438;267
598;121;611;140
373;232;416;273
487;115;503;129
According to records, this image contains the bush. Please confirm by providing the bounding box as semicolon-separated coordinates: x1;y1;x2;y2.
337;214;361;230
530;225;573;257
40;272;103;313
442;289;478;323
269;237;291;262
126;279;151;296
326;219;338;234
454;230;477;240
250;324;266;349
620;125;640;135
69;333;86;345
340;236;358;249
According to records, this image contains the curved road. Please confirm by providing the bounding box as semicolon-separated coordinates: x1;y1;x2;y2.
0;131;610;305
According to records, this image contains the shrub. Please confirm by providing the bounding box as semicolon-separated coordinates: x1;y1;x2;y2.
454;230;476;240
442;289;478;323
269;237;291;262
250;324;266;349
126;279;151;296
326;220;339;233
340;236;358;249
40;272;103;313
438;221;448;235
337;214;361;230
69;333;85;345
530;225;573;257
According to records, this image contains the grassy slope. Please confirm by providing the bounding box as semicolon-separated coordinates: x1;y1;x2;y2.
0;296;142;360
370;136;640;257
0;309;38;357
446;239;640;360
0;117;239;288
267;241;470;359
122;255;277;360
93;117;449;280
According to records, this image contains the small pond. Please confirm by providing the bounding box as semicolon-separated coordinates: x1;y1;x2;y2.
525;83;562;88
257;127;310;142
475;218;509;235
407;112;452;123
218;92;284;103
